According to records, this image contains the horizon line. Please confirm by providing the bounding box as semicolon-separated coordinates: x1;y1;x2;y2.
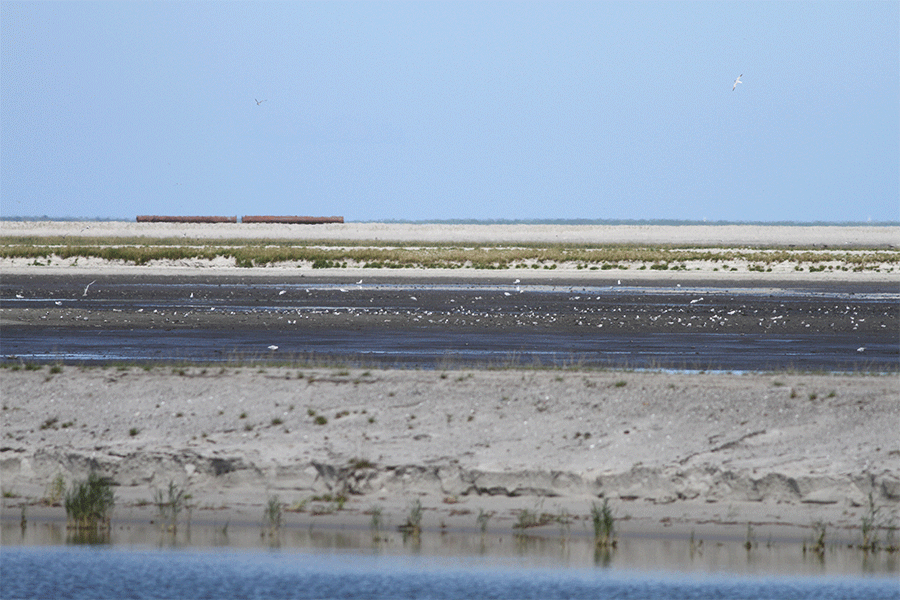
2;216;898;227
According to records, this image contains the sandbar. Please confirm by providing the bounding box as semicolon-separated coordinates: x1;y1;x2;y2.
2;366;898;545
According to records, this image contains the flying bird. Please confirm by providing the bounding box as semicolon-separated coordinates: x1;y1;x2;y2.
732;74;743;91
255;99;267;105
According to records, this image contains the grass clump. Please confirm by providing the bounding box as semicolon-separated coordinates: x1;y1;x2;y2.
369;505;386;542
64;472;115;531
590;499;617;548
858;492;898;553
287;497;310;513
264;495;282;534
153;480;189;532
44;473;66;506
476;509;492;534
512;501;562;532
305;493;347;515
744;523;755;551
398;499;423;538
348;458;376;471
808;520;827;556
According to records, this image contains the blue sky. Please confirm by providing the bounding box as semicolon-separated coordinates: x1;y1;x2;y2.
2;2;897;222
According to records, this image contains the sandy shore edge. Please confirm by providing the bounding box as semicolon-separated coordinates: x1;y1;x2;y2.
2;366;898;545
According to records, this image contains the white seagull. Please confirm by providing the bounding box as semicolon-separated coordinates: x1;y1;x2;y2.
255;98;267;105
732;74;743;91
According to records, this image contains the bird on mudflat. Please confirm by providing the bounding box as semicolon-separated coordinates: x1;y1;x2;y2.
732;74;743;91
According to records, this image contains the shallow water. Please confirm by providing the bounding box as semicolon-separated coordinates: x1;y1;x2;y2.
5;327;895;371
4;519;899;574
3;520;899;599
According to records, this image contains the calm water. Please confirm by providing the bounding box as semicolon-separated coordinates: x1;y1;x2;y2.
2;545;899;600
2;544;898;600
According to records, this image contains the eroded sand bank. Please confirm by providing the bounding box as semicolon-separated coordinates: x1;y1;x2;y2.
2;366;897;543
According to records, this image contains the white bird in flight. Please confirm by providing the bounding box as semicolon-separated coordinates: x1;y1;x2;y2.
255;98;267;105
732;74;743;91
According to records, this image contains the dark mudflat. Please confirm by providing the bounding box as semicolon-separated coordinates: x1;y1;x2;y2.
2;273;897;370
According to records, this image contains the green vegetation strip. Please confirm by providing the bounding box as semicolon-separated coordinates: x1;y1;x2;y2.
2;236;897;270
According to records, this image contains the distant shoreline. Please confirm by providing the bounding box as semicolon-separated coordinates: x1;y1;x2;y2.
2;220;898;246
3;220;897;281
3;216;900;227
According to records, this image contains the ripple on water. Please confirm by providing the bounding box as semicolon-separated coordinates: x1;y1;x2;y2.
2;546;899;600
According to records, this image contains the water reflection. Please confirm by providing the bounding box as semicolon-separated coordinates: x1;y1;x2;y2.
66;528;112;546
3;520;897;577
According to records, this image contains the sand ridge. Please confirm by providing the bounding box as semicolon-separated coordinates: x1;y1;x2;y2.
2;366;898;542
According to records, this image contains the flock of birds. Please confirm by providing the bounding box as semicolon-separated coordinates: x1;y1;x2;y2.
246;283;888;340
48;276;878;340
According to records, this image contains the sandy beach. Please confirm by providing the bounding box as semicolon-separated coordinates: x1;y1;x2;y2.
1;222;898;546
3;220;898;248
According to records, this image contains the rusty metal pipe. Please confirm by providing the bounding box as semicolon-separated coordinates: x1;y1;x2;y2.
136;216;237;223
240;216;344;224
